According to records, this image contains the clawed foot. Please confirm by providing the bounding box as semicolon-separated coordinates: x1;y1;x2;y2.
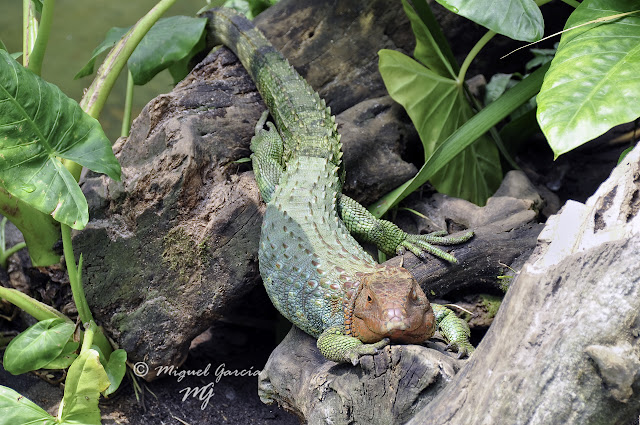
446;340;475;359
397;230;474;264
346;338;390;366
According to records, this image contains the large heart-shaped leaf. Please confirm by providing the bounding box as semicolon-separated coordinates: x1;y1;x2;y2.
0;50;120;229
42;340;80;370
402;0;457;78
537;0;640;158
379;49;501;206
434;0;544;42
128;16;207;85
58;349;110;425
103;349;127;396
371;63;548;217
76;16;207;86
0;386;56;425
3;318;75;375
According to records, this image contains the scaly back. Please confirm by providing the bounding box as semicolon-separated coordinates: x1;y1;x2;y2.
206;8;342;166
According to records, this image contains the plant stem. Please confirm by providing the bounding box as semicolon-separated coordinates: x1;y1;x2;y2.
121;69;135;138
458;30;496;84
22;0;38;67
0;286;71;322
0;243;26;269
80;320;97;354
65;0;179;180
60;224;93;325
466;87;520;170
80;0;179;119
0;216;27;268
27;0;55;76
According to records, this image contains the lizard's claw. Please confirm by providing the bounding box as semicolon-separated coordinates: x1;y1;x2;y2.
346;338;390;366
397;230;474;264
446;340;475;358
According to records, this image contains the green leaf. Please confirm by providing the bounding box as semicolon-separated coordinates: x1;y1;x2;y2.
484;73;516;105
74;27;129;80
371;62;549;218
378;49;501;206
0;50;121;229
3;318;75;375
31;0;44;13
618;145;635;164
537;0;640;158
223;0;278;18
168;31;206;85
57;349;110;425
128;16;207;85
0;386;56;425
525;45;557;72
434;0;544;42
103;349;127;396
41;341;80;370
401;0;456;78
222;0;253;18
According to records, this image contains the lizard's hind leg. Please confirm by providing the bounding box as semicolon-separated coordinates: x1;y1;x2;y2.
337;194;473;263
251;111;284;203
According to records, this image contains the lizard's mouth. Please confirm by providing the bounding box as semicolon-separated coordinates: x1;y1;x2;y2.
353;307;435;344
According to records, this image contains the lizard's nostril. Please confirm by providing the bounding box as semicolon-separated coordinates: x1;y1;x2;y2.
385;308;406;321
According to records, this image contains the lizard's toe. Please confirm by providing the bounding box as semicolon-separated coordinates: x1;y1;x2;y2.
446;341;475;358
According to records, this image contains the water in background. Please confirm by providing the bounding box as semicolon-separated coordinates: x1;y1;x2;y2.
0;0;209;141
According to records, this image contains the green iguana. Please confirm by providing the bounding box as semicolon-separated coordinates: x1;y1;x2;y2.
205;8;475;365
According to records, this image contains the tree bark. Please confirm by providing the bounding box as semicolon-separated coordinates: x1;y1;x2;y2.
409;145;640;425
388;170;547;296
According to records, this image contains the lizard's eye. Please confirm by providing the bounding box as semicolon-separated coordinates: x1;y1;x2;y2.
367;295;372;302
411;290;417;300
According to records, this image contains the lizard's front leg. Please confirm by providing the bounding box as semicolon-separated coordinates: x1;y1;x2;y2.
317;326;390;365
250;111;284;203
432;303;474;357
337;194;473;263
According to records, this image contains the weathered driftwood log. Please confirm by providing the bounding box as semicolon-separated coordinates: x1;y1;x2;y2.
407;145;640;425
257;170;545;423
388;170;546;296
258;326;464;425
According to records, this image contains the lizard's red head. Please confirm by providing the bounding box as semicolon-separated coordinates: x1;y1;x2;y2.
345;266;435;344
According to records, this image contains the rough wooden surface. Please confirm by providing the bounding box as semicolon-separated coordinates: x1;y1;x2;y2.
407;145;640;425
389;170;546;296
258;326;463;425
76;50;266;379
